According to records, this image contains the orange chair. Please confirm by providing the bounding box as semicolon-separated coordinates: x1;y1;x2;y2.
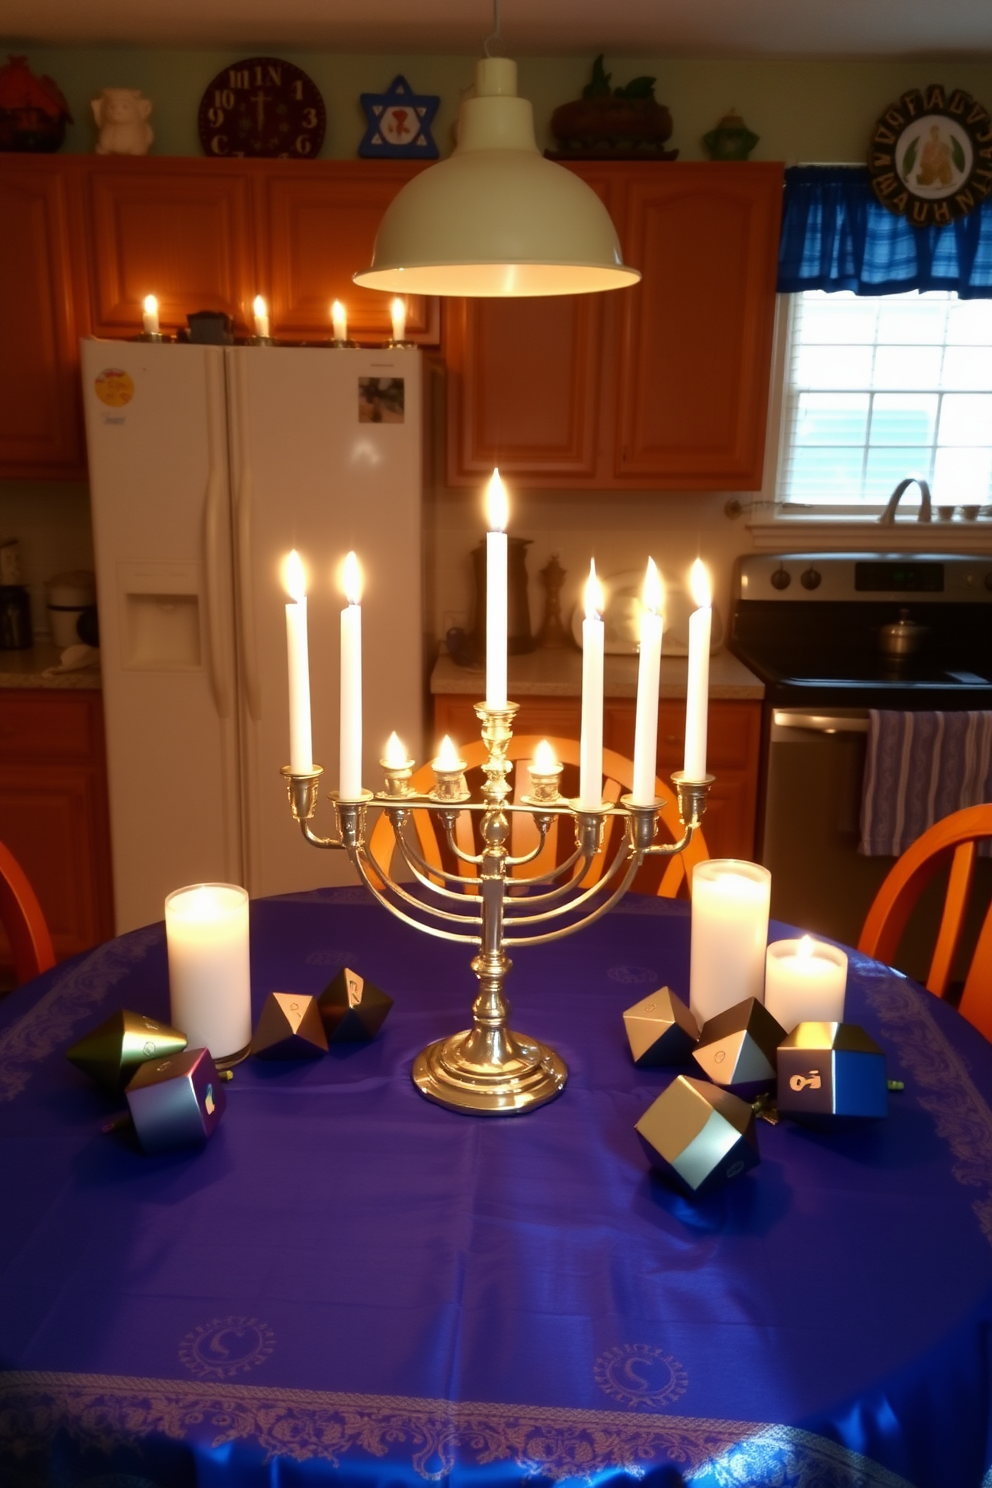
368;735;709;900
857;804;992;1044
0;839;56;987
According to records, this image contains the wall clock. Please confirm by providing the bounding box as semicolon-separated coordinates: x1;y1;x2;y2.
868;84;992;227
198;57;326;159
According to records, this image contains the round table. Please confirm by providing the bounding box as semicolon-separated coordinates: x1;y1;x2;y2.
1;887;990;1488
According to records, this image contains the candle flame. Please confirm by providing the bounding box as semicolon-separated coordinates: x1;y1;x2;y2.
253;294;267;318
486;469;508;533
384;731;409;767
584;559;604;620
797;934;814;961
533;739;559;773
342;550;362;605
643;556;663;615
283;549;307;602
331;299;347;334
143;294;157;314
391;297;406;335
435;735;462;771
689;558;712;610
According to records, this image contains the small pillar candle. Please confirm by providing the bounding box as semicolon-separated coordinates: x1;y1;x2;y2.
391;297;407;343
689;859;771;1026
579;561;605;810
253;294;270;339
485;470;508;710
166;883;252;1061
631;557;663;804
142;294;160;336
332;300;348;342
283;551;312;774
684;559;712;781
339;551;363;800
765;936;847;1032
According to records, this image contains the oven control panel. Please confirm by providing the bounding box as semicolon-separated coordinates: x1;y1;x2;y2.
737;553;992;602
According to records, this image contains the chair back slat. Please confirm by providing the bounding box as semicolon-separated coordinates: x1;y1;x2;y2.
926;840;977;998
0;839;56;986
959;899;992;1043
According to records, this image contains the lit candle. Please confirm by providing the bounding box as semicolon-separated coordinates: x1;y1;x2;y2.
391;297;407;343
533;739;558;773
165;883;252;1061
435;735;464;770
485;469;508;710
283;550;312;774
384;731;410;767
631;557;663;805
142;294;159;336
332;300;348;342
765;936;848;1032
689;859;771;1025
340;551;363;800
253;294;270;339
579;560;605;811
684;559;712;781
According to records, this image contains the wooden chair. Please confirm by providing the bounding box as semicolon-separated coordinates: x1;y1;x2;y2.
368;735;709;900
857;804;992;1044
0;838;56;987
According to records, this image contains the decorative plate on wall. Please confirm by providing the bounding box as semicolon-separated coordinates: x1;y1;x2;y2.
198;57;326;160
868;84;992;227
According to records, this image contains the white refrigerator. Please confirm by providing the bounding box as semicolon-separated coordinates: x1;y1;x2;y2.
81;340;425;934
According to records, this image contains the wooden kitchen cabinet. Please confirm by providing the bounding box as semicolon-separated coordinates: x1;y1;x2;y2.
446;162;784;490
0;156;89;479
432;693;761;861
0;690;114;973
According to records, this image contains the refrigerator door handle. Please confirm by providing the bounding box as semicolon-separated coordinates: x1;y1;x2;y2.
203;355;233;720
232;356;263;723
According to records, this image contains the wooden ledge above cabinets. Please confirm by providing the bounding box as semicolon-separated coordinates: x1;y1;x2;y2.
445;161;785;492
0;155;439;482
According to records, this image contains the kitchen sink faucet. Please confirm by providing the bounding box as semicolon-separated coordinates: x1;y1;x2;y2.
878;476;932;524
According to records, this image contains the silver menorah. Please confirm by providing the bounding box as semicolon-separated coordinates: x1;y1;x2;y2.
283;700;712;1115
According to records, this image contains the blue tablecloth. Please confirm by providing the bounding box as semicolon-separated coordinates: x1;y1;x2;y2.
1;888;991;1488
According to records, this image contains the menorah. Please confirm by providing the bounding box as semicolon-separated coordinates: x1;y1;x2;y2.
282;701;712;1116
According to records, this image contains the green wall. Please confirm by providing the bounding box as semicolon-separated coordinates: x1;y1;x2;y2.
3;45;992;162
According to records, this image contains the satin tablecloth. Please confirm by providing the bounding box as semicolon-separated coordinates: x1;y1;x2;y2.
1;888;991;1488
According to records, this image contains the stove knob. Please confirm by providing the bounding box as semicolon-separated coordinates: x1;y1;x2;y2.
801;567;822;590
770;567;791;590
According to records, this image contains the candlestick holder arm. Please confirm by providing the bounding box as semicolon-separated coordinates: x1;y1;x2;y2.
504;852;642;947
359;839;485;927
501;832;633;927
346;847;483;944
389;825;488;896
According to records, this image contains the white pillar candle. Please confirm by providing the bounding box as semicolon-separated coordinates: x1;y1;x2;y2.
142;294;159;336
391;297;407;343
579;560;605;811
165;883;252;1060
684;559;712;781
689;859;771;1025
332;300;348;342
282;551;312;774
485;469;508;710
339;550;363;799
631;557;663;805
253;294;270;339
765;936;848;1032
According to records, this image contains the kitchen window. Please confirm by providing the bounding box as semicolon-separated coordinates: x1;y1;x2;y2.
776;289;992;514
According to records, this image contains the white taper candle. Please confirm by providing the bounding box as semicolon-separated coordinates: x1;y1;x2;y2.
485;469;508;710
632;557;663;805
684;559;712;781
579;561;605;811
253;295;270;339
283;550;312;774
142;294;159;335
340;551;363;799
332;300;348;342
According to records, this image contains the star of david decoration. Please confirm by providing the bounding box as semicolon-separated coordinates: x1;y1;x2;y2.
358;75;439;160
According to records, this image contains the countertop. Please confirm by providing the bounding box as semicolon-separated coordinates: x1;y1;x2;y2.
0;643;102;690
430;648;764;700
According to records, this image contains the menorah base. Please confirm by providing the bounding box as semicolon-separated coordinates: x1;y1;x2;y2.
412;1029;567;1115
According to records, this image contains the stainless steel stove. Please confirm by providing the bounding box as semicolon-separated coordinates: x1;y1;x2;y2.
729;553;992;973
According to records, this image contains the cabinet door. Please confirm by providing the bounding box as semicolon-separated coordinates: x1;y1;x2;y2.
445;167;617;487
0;158;87;478
614;163;783;490
86;159;257;337
256;162;439;343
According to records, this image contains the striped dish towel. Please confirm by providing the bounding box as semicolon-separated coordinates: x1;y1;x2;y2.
859;710;992;856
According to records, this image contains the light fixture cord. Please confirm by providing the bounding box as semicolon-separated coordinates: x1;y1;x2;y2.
483;0;502;56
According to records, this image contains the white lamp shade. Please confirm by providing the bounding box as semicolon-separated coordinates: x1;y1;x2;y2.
353;59;640;298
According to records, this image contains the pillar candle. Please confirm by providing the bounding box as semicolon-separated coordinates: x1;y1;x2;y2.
631;557;663;804
684;559;712;781
166;883;252;1060
332;300;348;342
340;551;363;799
485;469;508;710
765;936;848;1032
283;550;312;774
579;560;605;810
142;294;159;335
689;858;771;1025
253;295;270;339
391;297;407;343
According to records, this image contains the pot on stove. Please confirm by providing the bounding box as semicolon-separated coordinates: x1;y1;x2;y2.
878;607;929;658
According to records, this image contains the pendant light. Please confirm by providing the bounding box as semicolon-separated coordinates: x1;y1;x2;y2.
353;43;639;298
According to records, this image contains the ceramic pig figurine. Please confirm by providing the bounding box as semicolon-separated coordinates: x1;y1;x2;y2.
92;88;153;155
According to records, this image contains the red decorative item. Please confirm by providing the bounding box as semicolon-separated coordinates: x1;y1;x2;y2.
0;54;73;153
